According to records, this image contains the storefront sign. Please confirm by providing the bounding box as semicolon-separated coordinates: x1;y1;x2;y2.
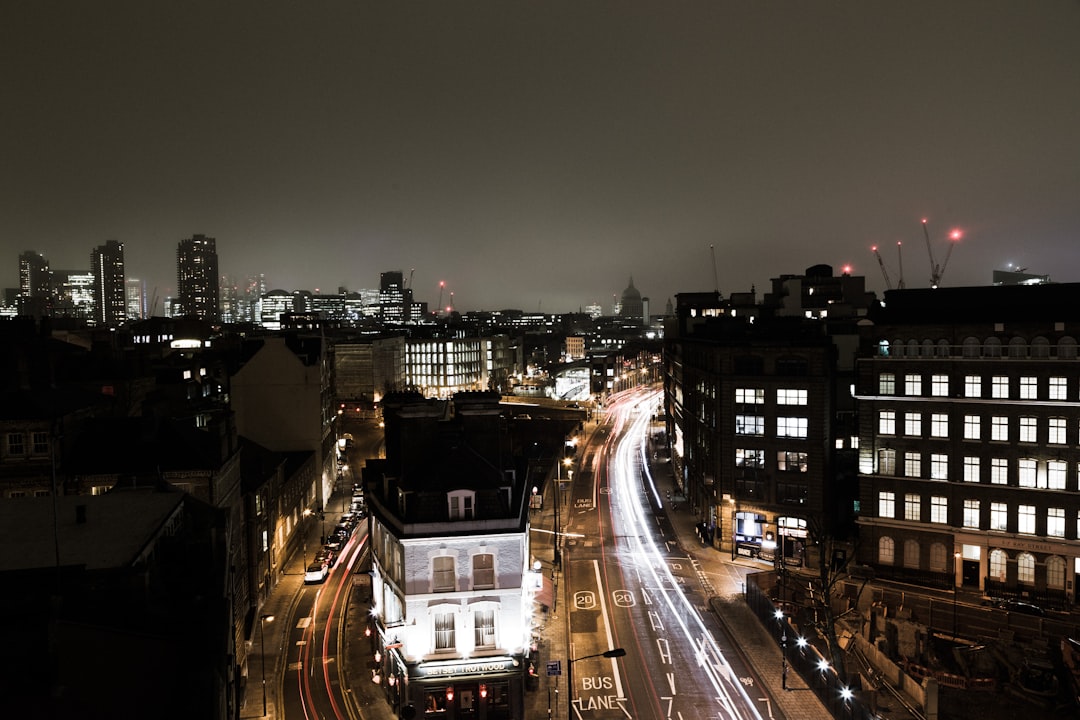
412;657;518;679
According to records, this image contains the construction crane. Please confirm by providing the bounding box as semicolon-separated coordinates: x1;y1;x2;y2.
437;281;445;315
922;218;962;288
870;241;905;290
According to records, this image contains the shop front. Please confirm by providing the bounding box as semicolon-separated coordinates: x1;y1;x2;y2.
402;655;525;720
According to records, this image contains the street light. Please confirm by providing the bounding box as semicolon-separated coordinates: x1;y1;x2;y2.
259;614;275;717
555;456;573;568
568;648;626;720
775;608;788;691
302;508;312;569
953;551;961;638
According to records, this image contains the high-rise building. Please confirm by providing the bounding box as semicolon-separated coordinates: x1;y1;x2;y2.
18;251;51;299
91;240;126;326
378;270;410;323
125;278;146;321
177;234;220;322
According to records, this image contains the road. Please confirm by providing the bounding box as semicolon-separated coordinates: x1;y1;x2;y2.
562;387;768;720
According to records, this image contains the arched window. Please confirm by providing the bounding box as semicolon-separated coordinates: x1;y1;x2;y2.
907;339;919;356
904;539;920;569
892;339;905;357
879;536;895;565
929;543;948;572
1008;337;1027;358
922;340;934;357
1059;336;1078;359
1047;556;1066;590
962;337;980;358
936;339;951;358
984;337;1002;357
989;549;1007;583
1017;552;1035;585
1031;336;1050;358
877;340;890;357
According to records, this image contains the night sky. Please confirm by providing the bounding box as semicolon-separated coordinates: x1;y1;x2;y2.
3;2;1079;313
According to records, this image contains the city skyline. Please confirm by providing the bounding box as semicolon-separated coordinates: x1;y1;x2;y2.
3;2;1079;313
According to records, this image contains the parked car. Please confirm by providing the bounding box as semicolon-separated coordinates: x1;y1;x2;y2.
996;599;1046;616
324;535;343;551
304;562;328;584
314;548;336;568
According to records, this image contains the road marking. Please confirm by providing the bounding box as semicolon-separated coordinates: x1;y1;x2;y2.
592;559;624;698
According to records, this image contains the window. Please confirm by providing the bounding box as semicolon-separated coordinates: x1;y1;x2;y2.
929;543;948;572
930;414;948;438
904;494;921;521
433;556;456;592
776;417;808;438
1048;460;1067;490
879;536;895;565
1048;508;1065;538
905;374;922;396
990;416;1008;441
735;388;764;404
989;549;1007;582
878;491;895;518
879;373;895;395
963;500;980;528
1017;553;1035;585
905;453;922;478
474;608;496;648
1047;557;1066;590
990;502;1008;531
736;448;765;468
777;482;807;504
434;610;456;651
6;433;24;456
964;375;981;398
1017;505;1036;535
903;540;920;568
930;496;948;524
1018;416;1037;443
990;458;1008;485
991;375;1009;399
963;457;980;483
930;375;948;397
930;453;948;480
31;432;49;455
904;413;922;437
877;448;896;475
472;553;494;589
878;410;895;435
963;415;981;440
1017;459;1038;488
777;388;807;405
735;415;764;435
1019;376;1037;400
1049;376;1067;400
449;491;475;520
1048;417;1067;445
776;451;808;472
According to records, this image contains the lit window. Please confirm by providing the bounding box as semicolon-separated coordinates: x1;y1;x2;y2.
776;451;808;472
904;493;921;521
776;417;808;438
474;607;496;648
878;536;895;564
1048;460;1067;490
990;458;1008;484
1047;556;1066;589
735;388;764;404
735;415;764;435
1019;376;1037;400
964;375;981;398
736;448;765;468
989;549;1007;581
1017;553;1035;584
434;610;456;651
1047;508;1065;538
930;454;948;480
905;453;922;478
930;414;948;438
991;375;1009;399
963;456;980;483
1017;458;1038;488
990;502;1008;531
878;491;895;518
963;415;981;440
904;413;922;437
878;410;896;435
904;540;920;569
776;388;807;405
905;374;922;396
1049;417;1067;445
1017;505;1036;535
990;416;1008;442
1018;416;1037;443
878;373;895;395
930;375;948;397
1049;376;1067;400
930;496;948;524
877;448;896;475
963;500;980;528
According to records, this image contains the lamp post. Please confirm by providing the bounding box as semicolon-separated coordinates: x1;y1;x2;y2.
952;551;961;638
555;456;572;568
259;614;275;717
568;648;625;720
775;609;788;690
302;508;312;569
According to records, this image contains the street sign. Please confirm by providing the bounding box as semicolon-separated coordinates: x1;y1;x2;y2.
547;660;562;676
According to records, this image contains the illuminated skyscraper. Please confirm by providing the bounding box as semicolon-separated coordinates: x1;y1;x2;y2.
19;250;51;299
177;234;220;322
91;240;126;326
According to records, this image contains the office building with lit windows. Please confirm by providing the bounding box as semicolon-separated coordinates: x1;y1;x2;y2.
405;336;487;398
176;234;220;322
91;240;126;326
855;284;1080;608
